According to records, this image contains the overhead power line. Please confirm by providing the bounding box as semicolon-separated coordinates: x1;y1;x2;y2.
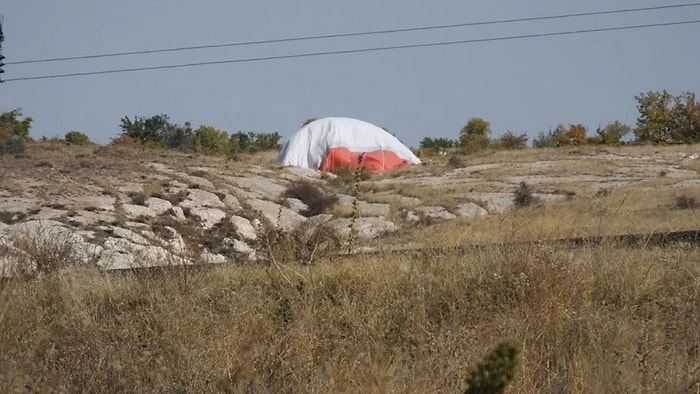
7;3;700;65
4;19;700;83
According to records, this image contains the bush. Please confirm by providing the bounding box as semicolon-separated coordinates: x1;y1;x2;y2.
496;131;528;149
119;114;174;145
420;137;456;150
284;180;339;216
0;131;26;155
195;125;231;154
64;131;92;145
513;182;540;207
674;194;698;209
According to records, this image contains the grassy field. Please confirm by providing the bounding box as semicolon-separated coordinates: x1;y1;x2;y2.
1;143;699;392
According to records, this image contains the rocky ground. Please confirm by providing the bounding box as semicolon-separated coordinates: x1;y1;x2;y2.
1;143;699;275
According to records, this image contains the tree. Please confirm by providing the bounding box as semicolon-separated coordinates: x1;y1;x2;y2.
459;117;491;152
562;124;587;145
634;90;676;143
671;91;700;143
119;114;174;145
596;121;631;145
0;109;33;139
533;124;567;148
496;131;528;149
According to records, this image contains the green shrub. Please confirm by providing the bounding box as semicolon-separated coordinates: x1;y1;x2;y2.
64;131;92;145
195;125;231;154
464;340;520;394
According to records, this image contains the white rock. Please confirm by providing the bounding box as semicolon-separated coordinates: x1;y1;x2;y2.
199;251;227;265
417;206;457;221
230;215;257;241
109;226;150;245
455;202;489;218
31;207;68;220
189;207;226;229
232;239;255;255
180;189;225;209
171;206;187;222
232;176;287;200
246;199;307;232
285;198;309;214
121;203;157;219
222;193;242;211
327;217;398;240
145;197;173;215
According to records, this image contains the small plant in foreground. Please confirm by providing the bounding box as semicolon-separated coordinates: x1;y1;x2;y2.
513;181;540;207
674;194;698;209
464;339;521;394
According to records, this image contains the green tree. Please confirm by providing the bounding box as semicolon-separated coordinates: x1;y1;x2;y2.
302;118;317;127
0;109;33;139
459;117;491;152
119;114;174;145
596;121;631;145
634;90;676;143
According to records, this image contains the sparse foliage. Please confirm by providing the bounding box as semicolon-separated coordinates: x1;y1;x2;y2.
496;131;528;149
596;121;631;145
674;194;698;209
64;131;92;145
513;181;540;207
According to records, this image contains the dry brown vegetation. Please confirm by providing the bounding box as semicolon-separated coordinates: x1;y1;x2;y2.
1;142;700;392
0;242;698;392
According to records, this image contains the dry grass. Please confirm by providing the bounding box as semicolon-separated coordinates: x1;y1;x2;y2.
1;141;699;392
0;240;698;393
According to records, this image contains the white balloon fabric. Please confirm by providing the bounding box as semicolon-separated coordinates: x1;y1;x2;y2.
277;117;421;172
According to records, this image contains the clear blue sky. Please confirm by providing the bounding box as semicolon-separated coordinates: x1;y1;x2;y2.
1;1;699;147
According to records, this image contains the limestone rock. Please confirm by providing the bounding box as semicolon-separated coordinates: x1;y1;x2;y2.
180;189;225;209
327;217;398;240
189;207;226;229
145;197;173;215
455;202;489;218
230;215;257;241
418;206;457;221
246;199;307;232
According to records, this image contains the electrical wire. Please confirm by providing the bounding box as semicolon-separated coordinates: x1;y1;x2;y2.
4;19;699;82
6;3;700;65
